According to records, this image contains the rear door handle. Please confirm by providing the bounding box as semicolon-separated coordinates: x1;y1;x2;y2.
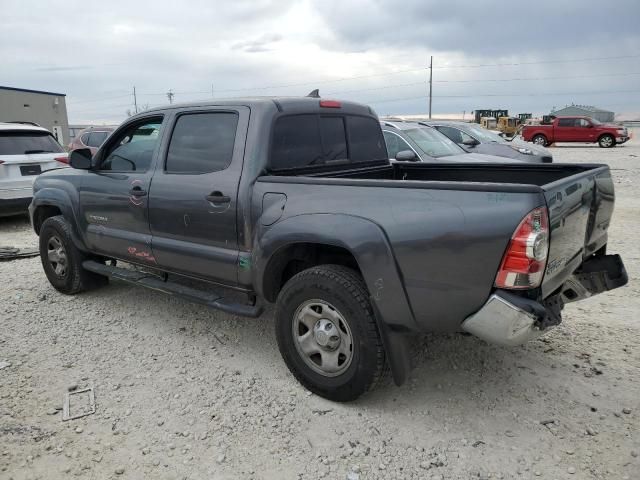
206;191;231;204
129;186;147;197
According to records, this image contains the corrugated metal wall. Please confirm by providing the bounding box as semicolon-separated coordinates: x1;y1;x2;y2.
551;106;615;123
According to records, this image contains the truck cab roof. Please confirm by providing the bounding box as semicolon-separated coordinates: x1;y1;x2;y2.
140;96;376;117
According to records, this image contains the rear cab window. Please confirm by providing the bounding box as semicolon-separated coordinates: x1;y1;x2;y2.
0;130;64;155
270;114;386;172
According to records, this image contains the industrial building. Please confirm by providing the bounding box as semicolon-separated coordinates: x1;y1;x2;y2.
0;86;69;145
550;104;615;123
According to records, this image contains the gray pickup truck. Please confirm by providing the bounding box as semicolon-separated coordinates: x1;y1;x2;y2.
30;97;627;401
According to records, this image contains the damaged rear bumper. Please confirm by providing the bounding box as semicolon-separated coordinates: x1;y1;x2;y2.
462;254;628;347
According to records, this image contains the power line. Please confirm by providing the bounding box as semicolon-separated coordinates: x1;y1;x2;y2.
134;53;640;96
431;54;640;69
364;89;640;105
433;71;640;84
325;71;640;96
68;69;640;106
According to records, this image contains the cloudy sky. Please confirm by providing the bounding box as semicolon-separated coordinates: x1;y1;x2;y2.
2;0;639;123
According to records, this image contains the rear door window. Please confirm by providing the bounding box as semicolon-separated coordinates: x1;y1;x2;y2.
165;112;239;174
0;131;64;155
383;131;413;158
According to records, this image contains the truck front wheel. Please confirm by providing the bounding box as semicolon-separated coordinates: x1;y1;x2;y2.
532;134;548;146
598;134;615;148
275;265;387;402
39;215;108;294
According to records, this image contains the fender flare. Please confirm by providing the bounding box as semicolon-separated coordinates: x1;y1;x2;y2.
254;213;416;385
30;188;87;251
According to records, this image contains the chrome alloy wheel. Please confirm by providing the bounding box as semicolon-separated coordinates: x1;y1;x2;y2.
47;235;68;277
600;136;614;147
292;299;354;377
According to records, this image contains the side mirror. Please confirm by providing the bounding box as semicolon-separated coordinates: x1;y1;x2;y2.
462;138;480;147
69;148;93;170
395;150;418;162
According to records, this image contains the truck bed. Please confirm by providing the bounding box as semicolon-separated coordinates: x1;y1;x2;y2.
259;162;614;331
320;162;601;189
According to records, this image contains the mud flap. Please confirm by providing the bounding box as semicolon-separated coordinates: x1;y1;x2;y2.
370;298;411;386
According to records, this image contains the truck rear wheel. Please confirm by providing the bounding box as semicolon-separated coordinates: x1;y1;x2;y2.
39;215;108;294
532;134;548;147
598;134;615;148
275;264;387;402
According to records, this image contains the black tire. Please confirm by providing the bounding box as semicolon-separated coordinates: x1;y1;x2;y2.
39;215;108;294
598;134;615;148
275;264;387;402
532;134;548;147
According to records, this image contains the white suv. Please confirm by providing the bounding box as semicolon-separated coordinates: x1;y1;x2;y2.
0;123;69;216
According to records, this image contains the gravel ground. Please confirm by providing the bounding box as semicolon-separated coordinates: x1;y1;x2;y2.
1;137;639;480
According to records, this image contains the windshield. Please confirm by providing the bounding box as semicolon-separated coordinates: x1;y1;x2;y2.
0;131;64;155
404;127;465;158
463;124;506;143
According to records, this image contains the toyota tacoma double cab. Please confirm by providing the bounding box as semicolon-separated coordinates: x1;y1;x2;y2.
522;116;629;148
30;97;628;401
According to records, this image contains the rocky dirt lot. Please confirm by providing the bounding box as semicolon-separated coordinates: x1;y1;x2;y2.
1;138;639;480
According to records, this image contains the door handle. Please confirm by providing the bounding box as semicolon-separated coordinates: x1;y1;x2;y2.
129;186;147;197
206;191;231;204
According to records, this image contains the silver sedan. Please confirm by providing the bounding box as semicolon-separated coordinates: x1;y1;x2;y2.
422;120;553;163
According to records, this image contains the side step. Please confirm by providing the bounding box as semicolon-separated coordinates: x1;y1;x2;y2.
82;260;263;318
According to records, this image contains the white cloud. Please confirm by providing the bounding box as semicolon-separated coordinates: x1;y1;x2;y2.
1;0;638;122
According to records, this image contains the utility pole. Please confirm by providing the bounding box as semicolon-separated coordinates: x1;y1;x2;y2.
133;86;138;114
211;84;214;98
167;89;174;104
428;56;433;119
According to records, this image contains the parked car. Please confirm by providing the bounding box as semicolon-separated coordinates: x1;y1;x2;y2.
0;123;68;216
421;120;553;163
68;126;115;155
381;120;522;163
522;116;629;148
30;97;627;401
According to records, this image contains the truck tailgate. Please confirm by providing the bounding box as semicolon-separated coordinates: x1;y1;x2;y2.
541;165;615;297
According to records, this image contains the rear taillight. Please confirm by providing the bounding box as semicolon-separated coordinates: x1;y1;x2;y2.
55;156;69;164
495;207;549;289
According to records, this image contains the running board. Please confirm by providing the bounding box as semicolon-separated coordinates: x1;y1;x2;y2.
82;260;263;318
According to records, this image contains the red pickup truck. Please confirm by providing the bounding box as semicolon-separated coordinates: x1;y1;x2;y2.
522;116;629;148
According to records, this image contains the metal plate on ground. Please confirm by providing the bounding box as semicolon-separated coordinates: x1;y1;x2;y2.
62;386;96;421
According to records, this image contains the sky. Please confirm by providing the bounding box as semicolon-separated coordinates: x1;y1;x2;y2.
2;0;639;123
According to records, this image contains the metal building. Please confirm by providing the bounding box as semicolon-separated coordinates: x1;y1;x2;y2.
0;86;70;145
550;104;615;123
